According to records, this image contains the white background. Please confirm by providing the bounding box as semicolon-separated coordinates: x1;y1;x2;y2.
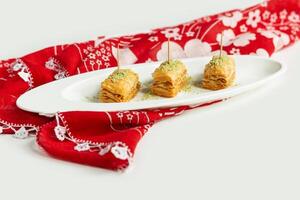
1;0;300;199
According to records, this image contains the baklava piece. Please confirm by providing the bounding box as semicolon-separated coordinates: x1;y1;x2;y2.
201;55;235;90
151;60;188;98
100;69;140;103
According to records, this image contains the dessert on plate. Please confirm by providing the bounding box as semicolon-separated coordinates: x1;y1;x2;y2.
200;54;236;90
151;60;188;97
100;69;141;103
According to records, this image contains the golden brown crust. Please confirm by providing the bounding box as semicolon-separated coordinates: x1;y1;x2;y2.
201;55;236;90
99;69;140;103
100;82;141;103
151;60;188;97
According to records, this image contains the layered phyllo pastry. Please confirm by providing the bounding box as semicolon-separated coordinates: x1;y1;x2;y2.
151;60;188;98
100;69;140;103
201;55;235;90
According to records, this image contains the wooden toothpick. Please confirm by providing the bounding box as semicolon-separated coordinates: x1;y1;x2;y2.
167;37;171;62
117;43;120;71
219;31;224;58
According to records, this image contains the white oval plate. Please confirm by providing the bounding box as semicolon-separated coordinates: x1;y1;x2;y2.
17;56;285;114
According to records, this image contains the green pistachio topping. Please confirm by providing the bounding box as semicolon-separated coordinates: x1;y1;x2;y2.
109;70;128;81
208;55;231;67
159;60;182;72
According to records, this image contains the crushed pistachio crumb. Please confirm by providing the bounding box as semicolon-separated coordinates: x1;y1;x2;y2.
159;60;182;72
208;55;231;67
86;94;99;102
141;90;159;100
109;70;128;82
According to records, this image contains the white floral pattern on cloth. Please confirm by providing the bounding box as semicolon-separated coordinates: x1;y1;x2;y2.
74;142;90;152
110;143;130;160
8;59;34;88
217;30;256;47
279;10;288;20
230;47;241;55
161;28;182;39
185;31;195;37
54;125;67;141
156;41;186;61
288;11;300;23
258;28;290;50
112;111;149;125
45;57;69;80
105;111;152;137
81;41;114;71
240;25;248;32
184;39;212;57
111;46;137;66
263;10;271;20
250;48;270;57
220;11;243;28
0;119;38;139
270;13;278;23
1;60;14;77
247;10;261;28
148;36;159;42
